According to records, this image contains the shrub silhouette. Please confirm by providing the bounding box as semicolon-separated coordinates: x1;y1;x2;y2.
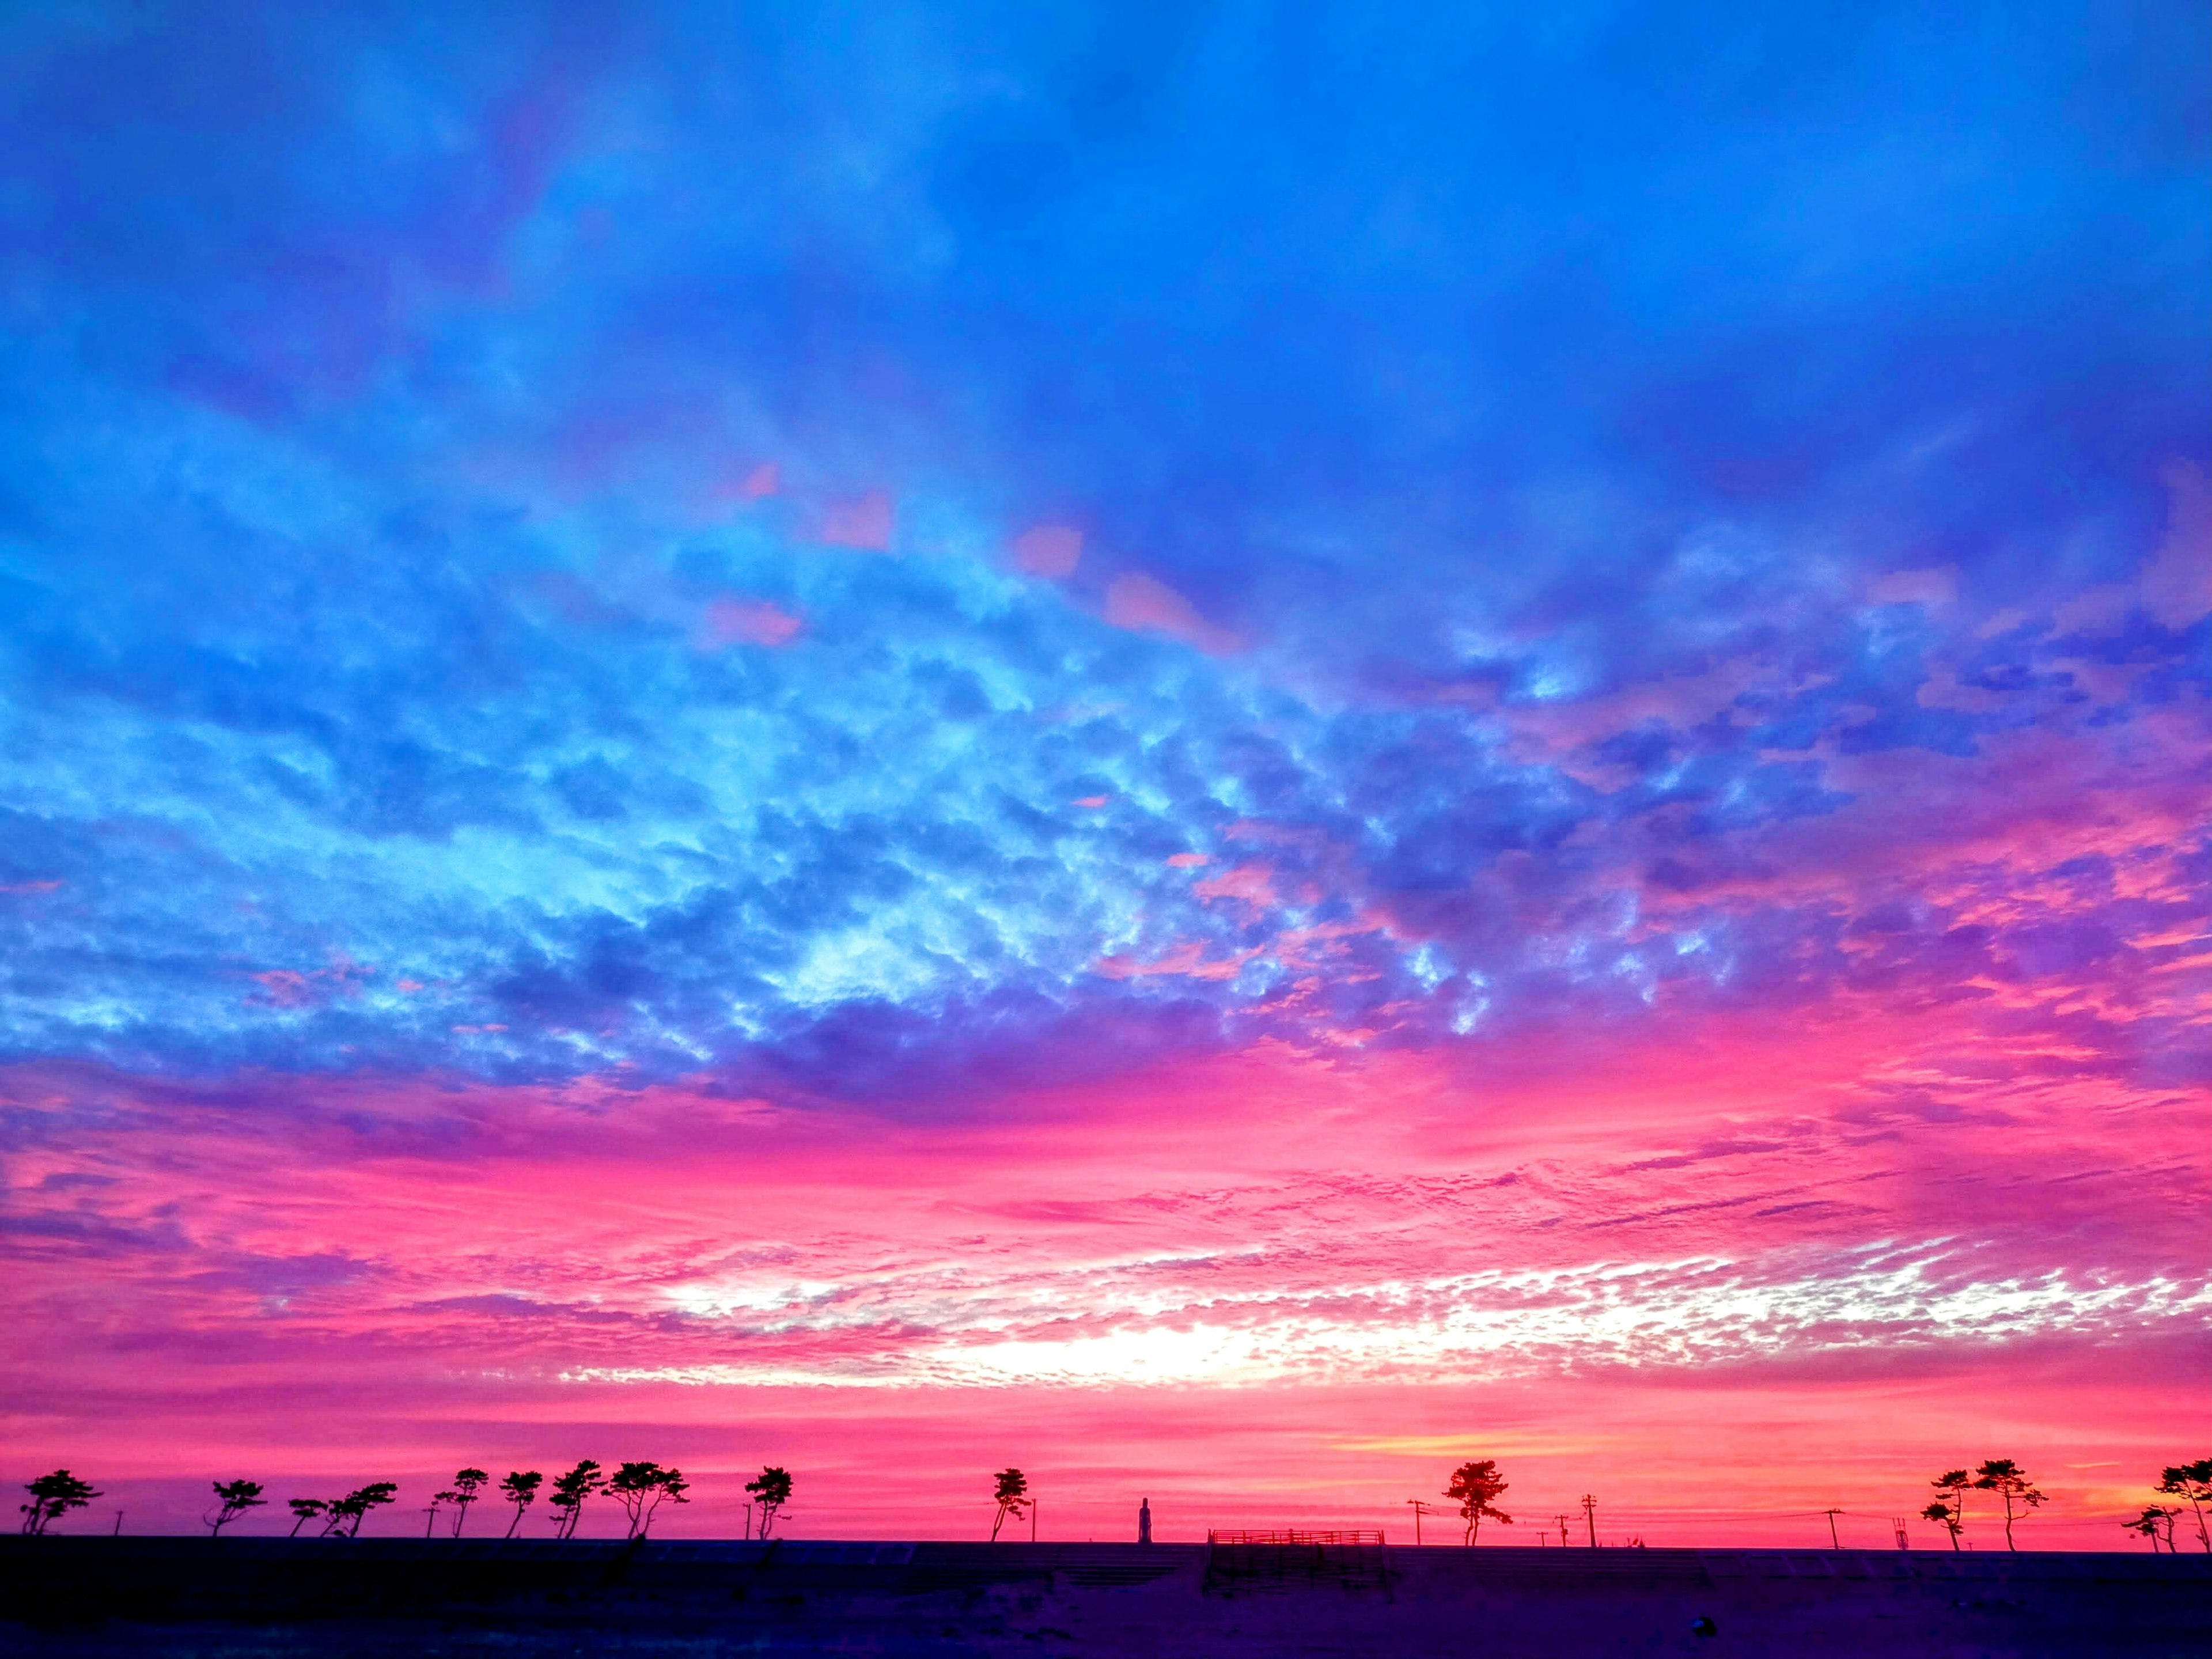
747;1467;793;1538
328;1483;399;1538
1444;1459;1513;1545
286;1498;327;1537
1922;1469;1971;1550
206;1480;266;1536
499;1471;543;1538
19;1469;100;1536
2156;1459;2211;1555
990;1468;1029;1541
2122;1506;2178;1551
548;1460;604;1540
1971;1460;2044;1551
608;1461;690;1539
448;1468;490;1536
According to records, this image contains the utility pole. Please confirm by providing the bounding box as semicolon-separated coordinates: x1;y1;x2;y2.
1555;1513;1571;1547
1581;1494;1597;1548
1032;1500;1038;1544
1823;1508;1844;1550
1406;1499;1438;1545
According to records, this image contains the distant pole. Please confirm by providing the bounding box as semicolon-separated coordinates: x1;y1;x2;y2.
112;1510;123;1536
1581;1495;1597;1548
1032;1501;1037;1544
1823;1509;1843;1550
1406;1499;1437;1545
1556;1513;1570;1547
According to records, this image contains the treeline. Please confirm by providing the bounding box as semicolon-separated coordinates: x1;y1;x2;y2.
1422;1455;2212;1554
18;1462;796;1541
18;1455;2212;1550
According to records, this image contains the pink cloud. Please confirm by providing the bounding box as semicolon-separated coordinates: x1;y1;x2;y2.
702;598;805;648
821;490;894;551
1012;525;1083;579
0;878;63;895
1192;862;1277;910
1868;565;1959;606
1094;940;1259;980
250;969;317;1008
711;461;781;503
1104;573;1243;654
1071;794;1110;809
247;959;374;1009
1165;853;1211;868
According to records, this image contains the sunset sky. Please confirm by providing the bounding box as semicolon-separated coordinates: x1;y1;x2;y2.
2;3;2206;1549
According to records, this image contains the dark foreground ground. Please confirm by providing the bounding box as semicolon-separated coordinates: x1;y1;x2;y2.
3;1536;2205;1657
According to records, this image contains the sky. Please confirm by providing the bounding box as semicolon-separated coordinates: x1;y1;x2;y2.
1;1;2206;1550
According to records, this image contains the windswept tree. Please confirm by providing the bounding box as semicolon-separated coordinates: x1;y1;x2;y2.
2122;1506;2178;1552
608;1462;691;1540
206;1480;266;1536
1444;1460;1513;1546
548;1460;604;1540
287;1498;328;1537
1971;1460;2045;1551
2156;1459;2212;1555
989;1468;1030;1541
499;1471;543;1539
1923;1469;1971;1550
448;1468;490;1537
20;1469;101;1536
747;1467;793;1539
328;1483;399;1539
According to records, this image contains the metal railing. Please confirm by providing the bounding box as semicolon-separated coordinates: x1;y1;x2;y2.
1206;1529;1385;1548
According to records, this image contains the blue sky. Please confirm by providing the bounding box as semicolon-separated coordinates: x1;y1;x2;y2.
4;1;2202;1099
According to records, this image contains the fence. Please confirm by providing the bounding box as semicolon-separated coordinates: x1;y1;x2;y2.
1203;1528;1390;1594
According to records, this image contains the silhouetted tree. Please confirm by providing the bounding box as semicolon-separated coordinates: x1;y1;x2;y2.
426;1488;453;1537
1971;1460;2044;1551
2122;1506;2178;1552
1923;1469;1971;1550
1444;1460;1513;1545
990;1468;1030;1541
608;1462;691;1539
2156;1459;2212;1555
206;1480;265;1536
328;1483;399;1539
19;1470;100;1535
449;1468;490;1536
499;1471;543;1538
548;1460;604;1540
287;1498;327;1537
1919;1499;1959;1547
747;1467;793;1538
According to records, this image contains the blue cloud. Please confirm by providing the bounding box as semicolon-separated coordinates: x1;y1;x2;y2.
0;1;2203;1104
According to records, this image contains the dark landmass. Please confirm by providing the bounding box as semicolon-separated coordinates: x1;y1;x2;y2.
3;1535;2204;1656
